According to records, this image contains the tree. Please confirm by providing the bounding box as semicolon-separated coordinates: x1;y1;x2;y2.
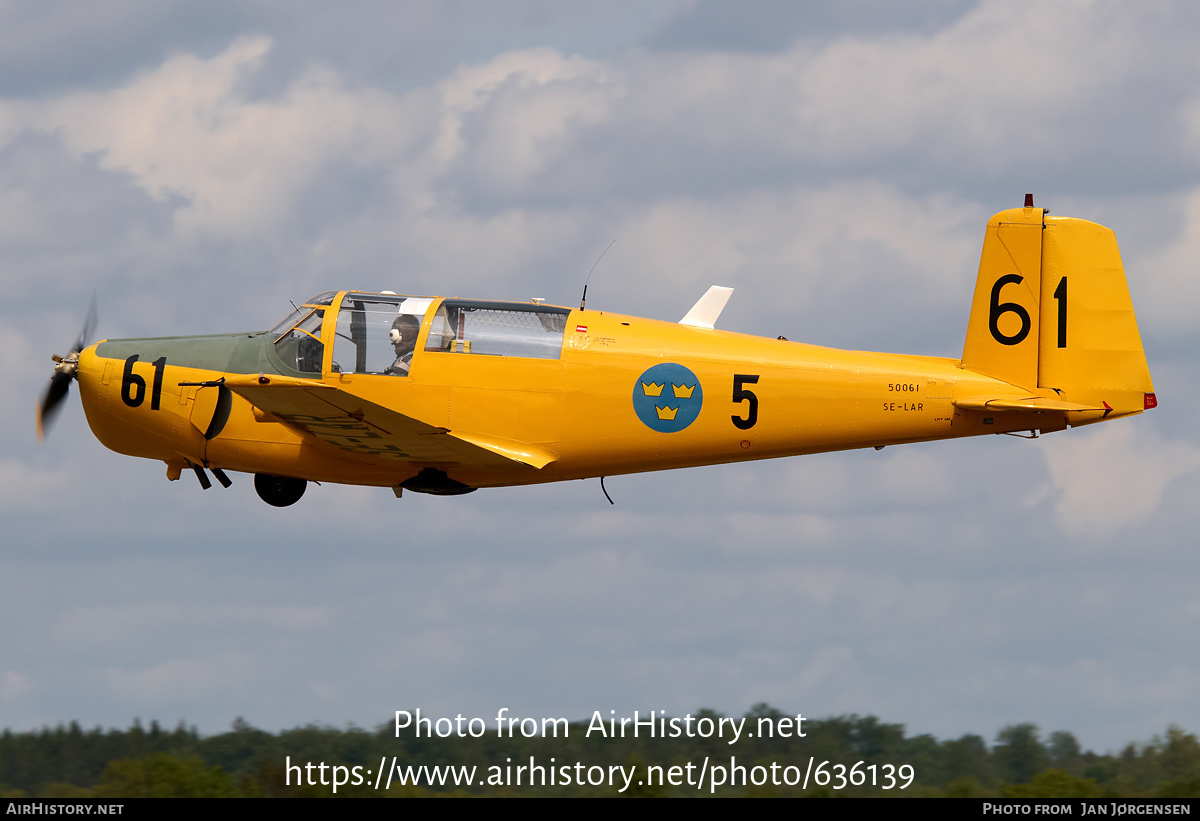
994;724;1047;785
1047;731;1083;775
93;753;241;798
1001;769;1100;798
1156;726;1200;797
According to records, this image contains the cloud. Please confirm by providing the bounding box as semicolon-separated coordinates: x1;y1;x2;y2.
435;48;612;190
12;37;426;239
103;653;258;703
1042;422;1200;537
0;671;34;701
55;603;328;649
1141;188;1200;334
0;5;1189;344
428;2;1200;198
0;460;75;513
4;2;1194;257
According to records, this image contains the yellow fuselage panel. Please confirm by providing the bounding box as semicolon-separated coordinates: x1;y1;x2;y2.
76;348;398;485
554;312;1019;479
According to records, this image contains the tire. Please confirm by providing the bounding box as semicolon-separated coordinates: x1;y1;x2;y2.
254;473;307;507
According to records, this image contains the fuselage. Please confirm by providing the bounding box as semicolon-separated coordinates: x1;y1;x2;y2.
73;291;1088;492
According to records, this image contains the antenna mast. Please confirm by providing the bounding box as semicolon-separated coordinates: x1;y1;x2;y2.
580;240;615;311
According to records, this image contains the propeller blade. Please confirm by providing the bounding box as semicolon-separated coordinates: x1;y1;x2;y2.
37;296;98;442
72;295;97;356
36;372;72;442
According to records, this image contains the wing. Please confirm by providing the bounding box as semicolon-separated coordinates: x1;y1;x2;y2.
223;374;556;470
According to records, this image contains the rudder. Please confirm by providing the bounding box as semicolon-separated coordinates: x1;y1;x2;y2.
1037;215;1154;417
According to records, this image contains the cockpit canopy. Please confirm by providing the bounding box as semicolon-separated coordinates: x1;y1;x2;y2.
424;300;568;359
269;293;339;374
270;292;570;376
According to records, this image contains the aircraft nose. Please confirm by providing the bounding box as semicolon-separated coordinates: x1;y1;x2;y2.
73;345;102;407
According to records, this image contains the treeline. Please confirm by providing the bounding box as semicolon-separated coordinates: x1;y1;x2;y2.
2;706;1199;797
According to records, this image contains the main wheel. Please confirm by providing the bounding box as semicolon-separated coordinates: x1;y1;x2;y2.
254;474;307;507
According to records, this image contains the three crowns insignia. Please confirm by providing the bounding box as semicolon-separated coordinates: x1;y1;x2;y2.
641;380;695;420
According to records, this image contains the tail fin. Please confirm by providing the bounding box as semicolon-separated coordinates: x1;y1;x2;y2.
961;202;1155;419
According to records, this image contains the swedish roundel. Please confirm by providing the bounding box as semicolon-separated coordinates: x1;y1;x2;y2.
632;363;703;433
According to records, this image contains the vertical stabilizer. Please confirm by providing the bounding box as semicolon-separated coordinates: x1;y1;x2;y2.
962;205;1044;389
961;202;1154;419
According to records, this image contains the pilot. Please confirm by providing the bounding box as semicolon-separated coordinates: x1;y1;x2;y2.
385;314;420;376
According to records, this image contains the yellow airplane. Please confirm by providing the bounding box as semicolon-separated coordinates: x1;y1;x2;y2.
38;198;1155;507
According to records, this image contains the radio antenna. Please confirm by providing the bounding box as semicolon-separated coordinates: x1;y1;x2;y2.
580;239;615;311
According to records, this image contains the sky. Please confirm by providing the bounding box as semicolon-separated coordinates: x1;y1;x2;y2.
4;0;1200;757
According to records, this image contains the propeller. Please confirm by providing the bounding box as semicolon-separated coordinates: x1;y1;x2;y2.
37;296;97;442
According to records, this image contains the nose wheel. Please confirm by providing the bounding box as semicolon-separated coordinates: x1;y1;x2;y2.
254;474;307;507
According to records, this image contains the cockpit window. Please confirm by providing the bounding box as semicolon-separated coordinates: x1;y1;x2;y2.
274;308;325;373
424;300;568;360
333;295;433;376
268;294;338;338
304;291;339;307
269;307;307;338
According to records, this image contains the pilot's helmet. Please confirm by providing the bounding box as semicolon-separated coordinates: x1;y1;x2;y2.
390;314;419;346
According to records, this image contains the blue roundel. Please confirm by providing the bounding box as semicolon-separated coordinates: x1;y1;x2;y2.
632;363;703;433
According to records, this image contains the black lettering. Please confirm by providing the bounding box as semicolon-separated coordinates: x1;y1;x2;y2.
732;374;759;430
1054;275;1067;348
989;274;1031;345
121;355;146;408
150;356;166;410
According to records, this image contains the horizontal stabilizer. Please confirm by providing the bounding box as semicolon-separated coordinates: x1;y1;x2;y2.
954;395;1103;413
680;286;734;329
